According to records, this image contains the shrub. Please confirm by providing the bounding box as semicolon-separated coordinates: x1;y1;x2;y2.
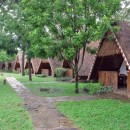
84;83;113;94
97;86;113;94
84;82;102;94
55;67;67;78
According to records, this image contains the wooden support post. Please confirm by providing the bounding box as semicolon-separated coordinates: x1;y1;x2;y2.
127;71;130;98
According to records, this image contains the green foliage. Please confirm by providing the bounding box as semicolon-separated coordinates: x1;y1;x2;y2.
84;82;102;94
0;50;15;62
97;86;113;94
55;67;67;78
86;47;99;55
21;0;122;91
57;99;130;130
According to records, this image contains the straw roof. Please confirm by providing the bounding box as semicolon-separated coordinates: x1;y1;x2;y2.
88;21;130;80
78;41;99;77
48;58;63;74
31;58;42;73
14;51;27;70
115;22;130;68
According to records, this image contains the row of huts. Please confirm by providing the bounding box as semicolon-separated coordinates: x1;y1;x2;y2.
1;22;130;97
13;40;99;80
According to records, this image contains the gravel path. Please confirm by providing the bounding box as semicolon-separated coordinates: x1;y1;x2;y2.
6;76;97;130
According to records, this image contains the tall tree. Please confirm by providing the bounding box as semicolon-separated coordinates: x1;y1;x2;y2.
22;0;122;93
0;0;34;80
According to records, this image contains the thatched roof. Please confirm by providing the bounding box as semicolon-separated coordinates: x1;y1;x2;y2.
88;21;130;80
114;22;130;68
14;51;27;70
14;51;22;69
78;41;99;77
31;58;42;73
48;58;63;74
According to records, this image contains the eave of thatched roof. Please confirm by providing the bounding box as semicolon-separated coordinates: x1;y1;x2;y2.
48;58;63;74
78;41;99;77
14;51;27;70
114;22;130;69
31;58;42;73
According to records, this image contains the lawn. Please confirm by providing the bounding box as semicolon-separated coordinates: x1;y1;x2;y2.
57;99;130;130
4;73;102;97
10;73;86;97
0;75;34;130
4;73;56;83
25;82;86;97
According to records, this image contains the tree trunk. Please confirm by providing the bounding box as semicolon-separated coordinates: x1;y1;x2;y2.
28;58;32;81
74;63;79;93
21;50;25;76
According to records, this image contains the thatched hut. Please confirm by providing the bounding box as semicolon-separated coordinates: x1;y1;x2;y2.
5;61;14;72
78;41;99;80
88;22;130;97
35;58;62;76
48;58;62;76
62;60;74;78
61;42;99;79
14;52;22;72
24;58;34;74
0;62;5;71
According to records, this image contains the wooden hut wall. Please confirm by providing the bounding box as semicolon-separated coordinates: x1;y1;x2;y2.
62;60;74;77
38;62;52;76
90;39;123;81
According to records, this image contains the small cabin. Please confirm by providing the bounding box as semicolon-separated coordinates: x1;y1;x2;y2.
88;22;130;98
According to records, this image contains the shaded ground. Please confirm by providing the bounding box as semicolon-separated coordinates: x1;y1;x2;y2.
6;76;97;130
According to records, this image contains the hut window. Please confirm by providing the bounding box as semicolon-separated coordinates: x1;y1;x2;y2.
119;60;127;76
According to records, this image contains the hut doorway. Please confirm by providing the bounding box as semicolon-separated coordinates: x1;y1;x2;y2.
118;61;128;89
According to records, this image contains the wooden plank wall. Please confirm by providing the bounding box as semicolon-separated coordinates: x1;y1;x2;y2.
41;69;50;76
66;69;73;78
99;71;118;90
127;72;130;98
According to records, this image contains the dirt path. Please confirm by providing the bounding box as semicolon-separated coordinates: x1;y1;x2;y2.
6;76;97;130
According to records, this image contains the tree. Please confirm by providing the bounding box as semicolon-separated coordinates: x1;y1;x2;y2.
0;0;35;80
22;0;122;93
0;50;15;62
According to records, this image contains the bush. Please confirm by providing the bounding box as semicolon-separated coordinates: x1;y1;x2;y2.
55;67;67;78
97;86;113;94
56;77;72;81
84;82;102;94
84;83;113;94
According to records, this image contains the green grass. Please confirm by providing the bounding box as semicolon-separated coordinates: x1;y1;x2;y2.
57;99;130;130
4;73;102;97
4;73;86;97
0;76;34;130
4;73;56;83
25;82;86;97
